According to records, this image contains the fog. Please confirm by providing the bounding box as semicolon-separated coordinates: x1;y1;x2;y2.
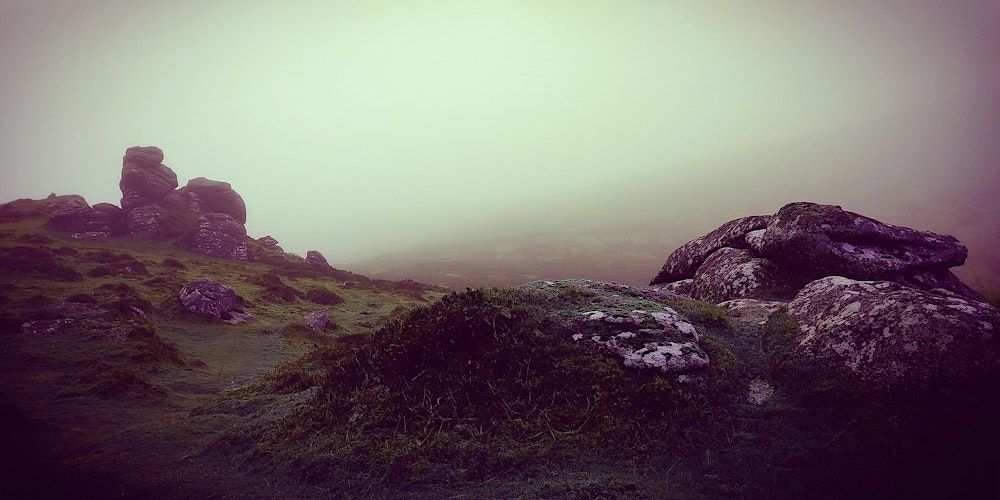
2;1;998;286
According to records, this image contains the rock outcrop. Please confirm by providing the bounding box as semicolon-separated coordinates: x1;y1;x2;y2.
758;202;974;298
189;213;249;261
652;202;982;301
788;276;999;386
113;146;253;261
179;279;249;322
651;215;771;285
45;196;125;238
306;250;331;268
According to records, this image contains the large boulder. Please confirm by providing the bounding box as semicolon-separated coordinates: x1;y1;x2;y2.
690;247;795;303
119;146;178;210
788;276;999;386
306;250;331;268
518;280;709;374
179;177;247;224
758;202;974;298
189;213;249;260
651;215;771;285
179;279;239;318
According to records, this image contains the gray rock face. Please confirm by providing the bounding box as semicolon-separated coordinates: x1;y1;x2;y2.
650;215;771;285
518;280;709;374
45;196;121;238
124;205;185;239
179;279;239;318
258;235;282;251
120;146;178;211
179;177;247;224
758;202;974;298
651;279;694;298
788;276;999;386
298;311;329;332
189;213;248;260
691;247;795;303
306;250;331;268
650;202;981;302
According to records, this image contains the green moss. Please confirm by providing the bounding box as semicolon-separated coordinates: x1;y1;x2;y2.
668;300;732;331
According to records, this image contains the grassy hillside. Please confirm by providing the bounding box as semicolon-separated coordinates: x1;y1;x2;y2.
1;204;996;499
0;207;443;498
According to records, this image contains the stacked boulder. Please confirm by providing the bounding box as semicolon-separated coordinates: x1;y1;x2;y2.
118;146;249;260
651;202;980;301
651;202;998;386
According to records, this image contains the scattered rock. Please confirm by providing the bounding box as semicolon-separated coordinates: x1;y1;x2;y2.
787;276;999;386
519;279;710;374
650;215;771;285
189;213;249;260
306;250;331;268
298;311;329;332
691;247;794;303
179;279;239;319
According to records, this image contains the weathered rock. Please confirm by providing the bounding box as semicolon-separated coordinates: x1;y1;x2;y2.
298;311;329;332
92;203;126;236
189;213;248;260
179;279;238;318
718;298;786;325
788;276;999;386
124;205;194;239
179;177;247;224
45;196;119;238
691;247;795;303
258;235;282;251
650;279;694;297
651;215;771;285
759;202;975;298
306;250;331;268
518;280;709;374
120;146;178;210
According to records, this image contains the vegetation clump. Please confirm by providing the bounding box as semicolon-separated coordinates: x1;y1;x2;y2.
0;246;83;281
257;289;734;490
305;287;342;305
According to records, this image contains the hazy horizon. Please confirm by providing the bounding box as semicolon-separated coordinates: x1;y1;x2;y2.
2;1;998;285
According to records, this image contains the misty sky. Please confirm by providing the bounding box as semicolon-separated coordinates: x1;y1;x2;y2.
1;1;998;279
